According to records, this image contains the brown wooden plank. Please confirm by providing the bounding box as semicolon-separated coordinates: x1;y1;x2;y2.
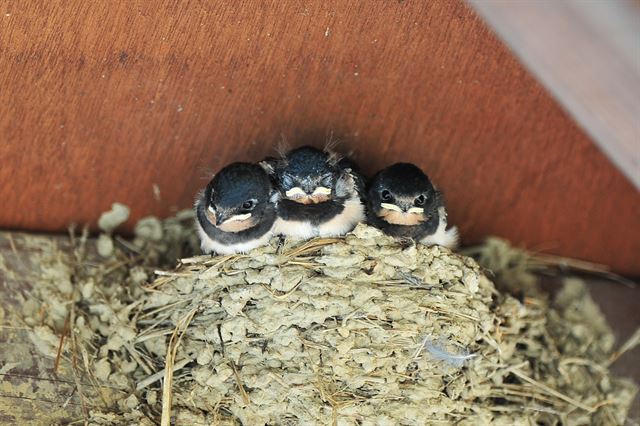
1;1;639;274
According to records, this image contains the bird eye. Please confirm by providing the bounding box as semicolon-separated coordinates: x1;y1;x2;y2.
242;200;256;210
380;189;392;202
415;195;426;206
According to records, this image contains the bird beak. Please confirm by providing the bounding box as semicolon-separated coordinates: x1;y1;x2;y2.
222;213;252;224
380;203;402;212
380;203;423;215
206;205;218;225
285;187;306;200
377;203;425;225
311;187;332;202
285;186;332;204
209;208;254;233
206;205;250;227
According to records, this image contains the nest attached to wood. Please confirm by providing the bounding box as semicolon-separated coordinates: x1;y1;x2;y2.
21;211;637;425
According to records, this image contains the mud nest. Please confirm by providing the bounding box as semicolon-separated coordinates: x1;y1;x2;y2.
22;210;637;425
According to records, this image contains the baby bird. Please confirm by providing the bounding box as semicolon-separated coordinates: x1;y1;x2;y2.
367;163;458;248
195;162;279;255
272;146;365;239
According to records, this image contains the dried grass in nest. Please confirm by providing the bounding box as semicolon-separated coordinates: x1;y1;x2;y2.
20;211;638;425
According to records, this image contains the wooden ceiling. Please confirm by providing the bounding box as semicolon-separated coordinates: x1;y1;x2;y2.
1;0;638;274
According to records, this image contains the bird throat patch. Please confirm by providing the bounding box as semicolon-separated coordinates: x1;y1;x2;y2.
217;214;256;233
377;208;426;226
205;209;256;233
285;187;332;205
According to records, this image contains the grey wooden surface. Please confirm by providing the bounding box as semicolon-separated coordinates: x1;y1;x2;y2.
0;232;121;425
470;0;640;189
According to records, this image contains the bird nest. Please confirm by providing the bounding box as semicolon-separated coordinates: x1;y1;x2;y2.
21;211;637;425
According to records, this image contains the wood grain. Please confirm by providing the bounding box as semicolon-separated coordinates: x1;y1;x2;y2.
1;0;639;274
0;233;112;424
470;0;640;189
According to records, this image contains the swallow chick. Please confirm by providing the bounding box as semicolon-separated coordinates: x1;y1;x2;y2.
271;146;365;239
195;162;279;255
367;163;459;249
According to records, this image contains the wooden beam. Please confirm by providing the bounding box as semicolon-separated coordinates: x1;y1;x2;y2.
1;0;639;273
469;0;640;189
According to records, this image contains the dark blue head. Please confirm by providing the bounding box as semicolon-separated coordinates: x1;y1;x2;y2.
276;146;340;204
368;163;440;225
203;162;274;232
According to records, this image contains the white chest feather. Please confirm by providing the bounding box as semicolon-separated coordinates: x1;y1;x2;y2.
276;196;365;239
273;218;317;239
317;198;365;237
420;207;460;249
196;221;274;255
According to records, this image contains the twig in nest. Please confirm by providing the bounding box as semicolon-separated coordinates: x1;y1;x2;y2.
153;270;193;277
137;358;190;391
113;235;143;254
67;224;89;264
68;306;89;425
286;260;321;268
125;343;154;376
558;357;608;377
283;238;340;258
490;388;559;406
180;254;238;266
179;254;214;264
511;369;595;412
53;312;71;374
262;277;304;300
62;385;77;408
7;232;18;255
77;332;112;407
398;271;428;287
464;237;635;287
608;327;640;366
340;297;375;328
230;360;251;405
420;305;480;322
161;307;198;426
